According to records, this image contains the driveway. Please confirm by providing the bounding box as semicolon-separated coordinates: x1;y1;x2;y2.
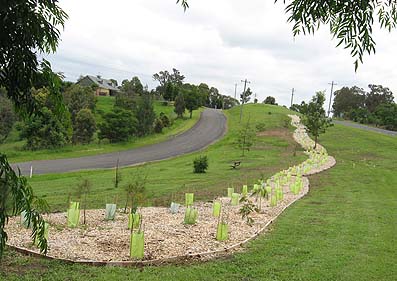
13;108;227;175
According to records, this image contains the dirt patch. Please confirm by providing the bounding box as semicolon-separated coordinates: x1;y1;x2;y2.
257;128;292;140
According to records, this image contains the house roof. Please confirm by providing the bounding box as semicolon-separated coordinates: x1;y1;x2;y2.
86;75;119;91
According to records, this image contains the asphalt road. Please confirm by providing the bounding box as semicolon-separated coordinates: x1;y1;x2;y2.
13;108;227;175
333;120;397;136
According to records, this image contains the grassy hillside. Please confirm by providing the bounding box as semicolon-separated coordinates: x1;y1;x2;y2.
3;105;395;280
0;97;201;163
27;104;304;212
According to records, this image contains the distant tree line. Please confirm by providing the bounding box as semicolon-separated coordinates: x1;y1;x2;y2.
331;84;396;130
290;84;396;131
152;68;239;114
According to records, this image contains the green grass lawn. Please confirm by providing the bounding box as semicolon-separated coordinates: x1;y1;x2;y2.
0;97;202;163
2;105;396;281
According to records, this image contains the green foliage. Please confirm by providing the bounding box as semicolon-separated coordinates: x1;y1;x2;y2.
123;170;147;214
182;84;200;118
98;108;137;142
332;86;366;118
121;76;144;96
163;82;179;101
0;89;16;143
240;87;252;104
0;153;49;257
332;84;396;130
237;117;256;156
73;109;96;144
115;76;145;110
374;103;397;131
63;84;96;122
366;84;395;113
174;93;186;118
75;178;92;225
264;96;276;105
21;107;70;150
176;0;189;11
301;92;333;148
193;155;208;173
159;112;170;127
153;118;164;133
135;95;156;136
239;196;259;226
0;0;68;258
0;1;68;116
153;69;185;98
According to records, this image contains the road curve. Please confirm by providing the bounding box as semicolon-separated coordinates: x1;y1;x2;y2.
333;120;397;136
13;108;227;175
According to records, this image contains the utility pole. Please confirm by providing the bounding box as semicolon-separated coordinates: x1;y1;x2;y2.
239;79;251;123
290;88;295;108
327;81;337;117
234;83;238;100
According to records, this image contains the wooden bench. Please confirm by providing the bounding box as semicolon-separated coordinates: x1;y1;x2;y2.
230;161;241;169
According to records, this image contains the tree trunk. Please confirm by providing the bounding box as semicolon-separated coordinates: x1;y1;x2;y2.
190;110;192;119
314;135;318;149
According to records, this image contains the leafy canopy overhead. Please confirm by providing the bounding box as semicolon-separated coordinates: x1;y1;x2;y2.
0;0;68;115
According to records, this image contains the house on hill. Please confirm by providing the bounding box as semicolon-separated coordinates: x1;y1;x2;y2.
77;75;119;96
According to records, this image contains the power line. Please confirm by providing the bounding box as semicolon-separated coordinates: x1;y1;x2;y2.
239;79;251;123
327;81;337;117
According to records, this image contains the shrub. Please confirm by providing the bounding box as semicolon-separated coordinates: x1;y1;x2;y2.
73;109;96;144
21;107;70;150
193;155;208;173
135;95;156;136
154;118;164;133
159;112;170;127
98;108;137;143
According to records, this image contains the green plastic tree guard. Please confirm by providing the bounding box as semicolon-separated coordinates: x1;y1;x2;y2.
67;202;80;228
185;193;194;206
128;213;141;229
253;184;260;192
212;201;221;217
130;231;144;259
105;204;117;220
184;207;198;224
216;222;228;241
275;188;284;201
270;195;277;207
227;187;234;198
231;193;239;206
34;222;49;246
242;185;248;196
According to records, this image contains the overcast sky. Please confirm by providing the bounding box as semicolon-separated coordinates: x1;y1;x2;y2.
47;0;397;106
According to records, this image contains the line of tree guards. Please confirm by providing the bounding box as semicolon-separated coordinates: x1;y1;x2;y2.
0;68;239;150
291;84;397;131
